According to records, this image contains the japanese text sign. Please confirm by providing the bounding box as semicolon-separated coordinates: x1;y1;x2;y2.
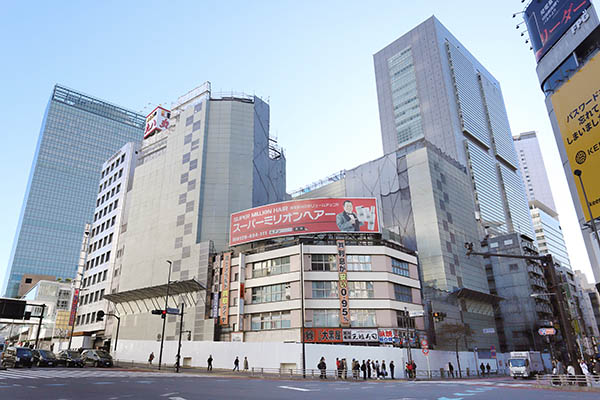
552;54;600;221
68;289;79;327
229;198;379;246
378;328;400;344
144;106;170;139
342;329;379;342
219;252;232;326
303;328;343;343
525;0;590;62
336;240;351;327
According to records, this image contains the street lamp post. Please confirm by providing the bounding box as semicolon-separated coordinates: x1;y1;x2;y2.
158;260;173;371
574;169;600;256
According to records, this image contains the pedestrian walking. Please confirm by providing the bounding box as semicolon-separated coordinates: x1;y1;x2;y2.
405;361;410;379
580;359;591;386
148;352;155;366
381;360;387;379
367;359;372;379
243;356;249;371
233;356;240;371
390;361;395;379
551;360;561;386
318;357;327;379
480;362;485;377
411;361;417;379
342;358;348;379
207;354;213;371
375;360;380;379
448;361;454;378
361;360;367;380
486;363;491;376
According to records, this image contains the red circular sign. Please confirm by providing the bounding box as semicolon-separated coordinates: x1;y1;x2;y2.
421;339;428;347
422;348;429;355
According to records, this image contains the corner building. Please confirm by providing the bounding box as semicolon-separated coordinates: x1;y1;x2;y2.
112;84;286;343
214;230;424;345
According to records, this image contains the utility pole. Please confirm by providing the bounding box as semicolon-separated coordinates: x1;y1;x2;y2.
34;304;46;349
158;260;173;371
176;302;184;373
465;243;582;374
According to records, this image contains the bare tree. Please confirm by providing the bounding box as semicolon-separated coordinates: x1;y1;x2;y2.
437;322;474;378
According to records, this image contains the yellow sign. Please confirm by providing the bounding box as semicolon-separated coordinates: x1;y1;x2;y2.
552;55;600;222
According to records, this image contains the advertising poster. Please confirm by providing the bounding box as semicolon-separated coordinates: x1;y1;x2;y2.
525;0;590;62
229;198;379;246
303;328;343;343
342;329;379;342
219;252;232;326
336;240;350;327
551;54;600;221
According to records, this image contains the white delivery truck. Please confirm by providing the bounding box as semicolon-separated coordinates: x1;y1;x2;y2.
508;351;544;378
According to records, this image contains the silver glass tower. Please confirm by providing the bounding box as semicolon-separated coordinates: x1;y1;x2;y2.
3;85;145;297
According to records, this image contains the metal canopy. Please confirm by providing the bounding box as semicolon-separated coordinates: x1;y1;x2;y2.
104;279;206;305
451;288;503;304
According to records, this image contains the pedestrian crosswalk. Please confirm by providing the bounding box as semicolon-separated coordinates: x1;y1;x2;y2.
0;369;187;381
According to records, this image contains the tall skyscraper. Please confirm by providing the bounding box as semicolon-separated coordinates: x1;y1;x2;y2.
374;16;534;240
513;131;571;269
3;85;145;297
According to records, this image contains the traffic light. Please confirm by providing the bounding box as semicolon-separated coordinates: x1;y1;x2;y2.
151;309;166;319
432;312;447;322
96;310;105;322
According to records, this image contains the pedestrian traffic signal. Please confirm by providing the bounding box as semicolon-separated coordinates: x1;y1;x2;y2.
96;310;105;322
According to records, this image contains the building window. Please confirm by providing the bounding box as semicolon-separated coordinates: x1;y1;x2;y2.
312;281;338;298
350;309;377;327
347;255;371;271
396;310;415;329
250;311;291;330
348;281;374;298
313;309;340;327
394;284;413;302
310;254;336;271
251;283;289;303
252;256;290;278
392;258;410;277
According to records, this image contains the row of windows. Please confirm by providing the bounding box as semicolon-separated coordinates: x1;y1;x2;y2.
99;168;123;193
252;256;290;278
91;216;116;238
251;283;290;303
96;183;121;208
312;281;374;299
250;311;291;331
94;199;118;222
89;232;114;254
312;309;377;328
101;154;126;179
85;250;111;271
311;254;412;275
82;269;108;288
78;288;105;307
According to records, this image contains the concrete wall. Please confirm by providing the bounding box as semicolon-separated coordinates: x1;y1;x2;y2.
114;339;520;374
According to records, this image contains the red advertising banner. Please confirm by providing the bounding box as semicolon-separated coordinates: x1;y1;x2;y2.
219;252;232;326
229;197;379;246
303;328;343;343
336;240;350;327
68;289;79;327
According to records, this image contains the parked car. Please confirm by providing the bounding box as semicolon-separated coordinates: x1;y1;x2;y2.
1;347;34;368
56;350;84;368
32;349;57;367
81;349;113;367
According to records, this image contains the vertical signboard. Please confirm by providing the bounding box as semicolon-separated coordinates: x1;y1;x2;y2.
551;54;600;221
68;289;79;327
237;253;246;331
336;240;350;327
219;252;232;326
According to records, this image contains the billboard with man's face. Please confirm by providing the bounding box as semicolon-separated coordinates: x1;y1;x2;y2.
229;197;380;246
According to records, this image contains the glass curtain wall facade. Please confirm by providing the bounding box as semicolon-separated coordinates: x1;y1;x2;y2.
3;85;144;297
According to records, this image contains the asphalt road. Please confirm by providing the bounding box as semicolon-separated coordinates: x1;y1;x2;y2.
0;368;598;399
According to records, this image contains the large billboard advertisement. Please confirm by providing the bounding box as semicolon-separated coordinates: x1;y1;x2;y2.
525;0;590;62
229;198;379;246
551;54;600;222
144;106;170;139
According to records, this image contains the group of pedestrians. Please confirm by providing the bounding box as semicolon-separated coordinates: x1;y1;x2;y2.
204;354;249;372
551;358;600;386
318;357;402;380
479;362;492;376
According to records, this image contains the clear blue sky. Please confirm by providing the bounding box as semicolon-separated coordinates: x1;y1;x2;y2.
0;0;596;287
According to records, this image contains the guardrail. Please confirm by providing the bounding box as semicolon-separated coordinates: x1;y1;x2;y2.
113;359;504;381
535;374;600;388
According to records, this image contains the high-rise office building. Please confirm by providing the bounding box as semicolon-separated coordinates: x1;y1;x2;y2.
374;16;534;240
105;83;287;343
3;85;145;298
513;131;571;269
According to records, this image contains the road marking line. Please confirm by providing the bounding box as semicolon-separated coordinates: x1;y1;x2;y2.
278;385;312;392
161;393;179;397
168;397;187;400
